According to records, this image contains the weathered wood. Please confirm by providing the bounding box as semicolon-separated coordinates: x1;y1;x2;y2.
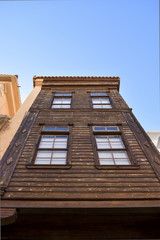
3;191;160;199
2;199;160;208
0;111;39;194
1;208;17;226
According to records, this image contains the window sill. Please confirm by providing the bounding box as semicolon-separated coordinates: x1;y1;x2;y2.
26;164;72;169
95;165;140;170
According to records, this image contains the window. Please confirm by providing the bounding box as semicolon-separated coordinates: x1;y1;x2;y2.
96;136;130;165
90;93;112;108
34;126;69;165
43;126;68;131
90;93;108;96
93;126;119;132
52;93;72;108
91;125;139;169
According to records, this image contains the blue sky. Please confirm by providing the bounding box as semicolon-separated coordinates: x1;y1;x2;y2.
0;0;159;130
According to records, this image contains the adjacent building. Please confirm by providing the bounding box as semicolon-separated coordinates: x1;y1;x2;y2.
1;76;160;239
146;131;160;152
0;75;43;160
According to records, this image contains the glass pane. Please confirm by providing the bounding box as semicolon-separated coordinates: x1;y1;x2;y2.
111;143;124;149
51;159;66;164
62;98;71;104
97;143;110;149
55;94;63;96
93;105;102;108
55;136;67;141
109;136;121;142
115;159;130;165
113;151;128;159
43;127;56;131
98;151;112;159
102;105;112;108
56;127;68;131
62;105;70;108
37;151;52;158
39;142;53;149
94;127;105;131
35;159;51;164
53;99;63;104
100;159;114;165
54;143;67;149
106;127;119;131
91;93;107;96
101;98;110;104
52;105;60;108
92;99;101;104
96;136;108;142
63;93;72;96
41;136;55;142
52;151;67;158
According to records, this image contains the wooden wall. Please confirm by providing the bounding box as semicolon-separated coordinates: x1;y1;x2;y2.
1;85;160;201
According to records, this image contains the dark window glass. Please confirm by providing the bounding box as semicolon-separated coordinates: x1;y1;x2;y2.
106;127;119;131
94;127;106;131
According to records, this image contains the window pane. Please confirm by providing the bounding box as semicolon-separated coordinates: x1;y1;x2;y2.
53;99;63;104
62;98;71;104
93;105;103;108
43;127;56;131
108;136;121;142
37;151;52;158
102;105;112;108
54;143;67;149
96;137;108;142
39;142;53;149
101;98;110;104
97;143;110;149
51;159;66;165
113;151;128;159
115;159;130;165
100;159;114;165
55;94;63;96
64;93;72;96
56;136;67;141
91;93;107;96
106;127;119;131
56;127;68;131
35;159;51;165
98;151;112;159
111;143;124;149
52;151;67;158
41;136;55;142
52;105;60;108
94;127;106;131
92;99;102;104
62;105;70;108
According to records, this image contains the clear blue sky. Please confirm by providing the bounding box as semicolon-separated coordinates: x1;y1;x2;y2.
0;0;159;130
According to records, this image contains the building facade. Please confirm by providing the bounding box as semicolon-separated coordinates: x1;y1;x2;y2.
0;76;43;160
1;76;160;239
146;131;160;152
0;75;21;118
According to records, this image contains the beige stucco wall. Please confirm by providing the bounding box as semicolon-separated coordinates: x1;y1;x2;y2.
0;75;21;117
0;81;42;160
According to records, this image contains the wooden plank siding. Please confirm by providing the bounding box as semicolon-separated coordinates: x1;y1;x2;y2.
1;80;160;202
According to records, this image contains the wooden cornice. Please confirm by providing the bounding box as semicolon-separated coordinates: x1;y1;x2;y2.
33;76;120;91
